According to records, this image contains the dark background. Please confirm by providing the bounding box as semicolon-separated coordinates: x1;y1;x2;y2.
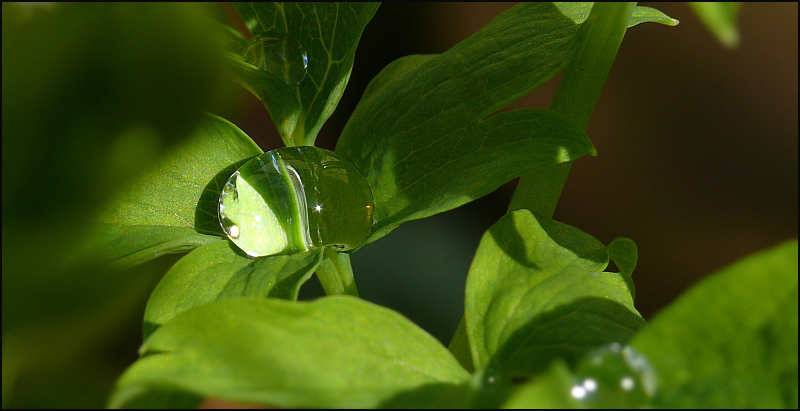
228;2;798;342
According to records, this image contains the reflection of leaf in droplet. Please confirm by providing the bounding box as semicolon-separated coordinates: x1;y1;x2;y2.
243;33;309;86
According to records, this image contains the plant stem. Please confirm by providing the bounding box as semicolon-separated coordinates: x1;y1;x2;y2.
315;247;359;297
448;2;635;366
508;2;635;217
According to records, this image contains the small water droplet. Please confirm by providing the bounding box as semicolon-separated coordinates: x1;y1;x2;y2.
218;147;373;258
571;343;657;408
243;32;308;86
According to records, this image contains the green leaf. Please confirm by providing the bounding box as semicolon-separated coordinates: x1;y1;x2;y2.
632;239;798;408
143;241;323;339
501;361;580;409
465;210;645;378
689;2;743;47
607;237;638;300
232;2;380;146
555;3;679;27
111;297;469;409
337;3;596;243
87;114;263;269
629;6;680;27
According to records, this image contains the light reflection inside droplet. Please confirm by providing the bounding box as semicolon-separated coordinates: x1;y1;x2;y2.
315;204;322;212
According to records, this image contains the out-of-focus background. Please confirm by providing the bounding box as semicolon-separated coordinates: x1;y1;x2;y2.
3;2;797;408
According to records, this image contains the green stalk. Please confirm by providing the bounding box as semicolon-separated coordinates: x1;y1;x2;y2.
448;2;635;369
508;2;635;216
315;247;359;297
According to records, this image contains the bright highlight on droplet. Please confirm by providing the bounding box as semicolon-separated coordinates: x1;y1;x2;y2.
620;377;635;391
218;147;373;258
242;32;309;86
571;343;657;408
571;386;587;400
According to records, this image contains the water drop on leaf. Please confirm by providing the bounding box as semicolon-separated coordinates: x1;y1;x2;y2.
218;147;373;258
242;33;308;86
571;343;657;408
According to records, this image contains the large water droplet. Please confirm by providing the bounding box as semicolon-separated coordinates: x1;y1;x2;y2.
571;343;657;408
218;147;373;258
242;32;308;86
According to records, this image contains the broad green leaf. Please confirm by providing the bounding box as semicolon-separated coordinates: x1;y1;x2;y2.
555;3;679;27
232;2;380;146
111;297;469;409
466;210;645;378
88;114;263;269
689;2;743;47
142;241;323;339
632;239;798;408
337;3;595;243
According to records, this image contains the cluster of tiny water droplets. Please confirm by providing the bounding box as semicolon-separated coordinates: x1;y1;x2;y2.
242;32;308;86
571;342;657;408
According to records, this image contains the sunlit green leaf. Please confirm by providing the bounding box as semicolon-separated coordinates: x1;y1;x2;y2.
466;210;644;378
143;241;323;339
337;3;595;243
87;115;262;269
632;239;798;408
111;297;469;408
555;3;679;27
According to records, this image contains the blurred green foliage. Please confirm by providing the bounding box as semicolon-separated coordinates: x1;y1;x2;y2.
2;2;227;407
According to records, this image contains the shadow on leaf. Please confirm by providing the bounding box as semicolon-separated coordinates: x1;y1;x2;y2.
491;297;646;379
194;157;256;236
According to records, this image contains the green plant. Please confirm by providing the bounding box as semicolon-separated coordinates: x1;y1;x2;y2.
2;2;797;409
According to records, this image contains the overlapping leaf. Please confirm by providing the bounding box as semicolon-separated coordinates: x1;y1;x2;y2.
143;241;323;339
555;2;679;27
465;210;644;379
89;115;262;269
337;3;597;243
111;297;470;409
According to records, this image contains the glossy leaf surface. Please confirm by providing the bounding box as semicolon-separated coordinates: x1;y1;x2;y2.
465;210;645;378
112;297;469;408
337;3;598;243
90;115;262;269
142;241;323;340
